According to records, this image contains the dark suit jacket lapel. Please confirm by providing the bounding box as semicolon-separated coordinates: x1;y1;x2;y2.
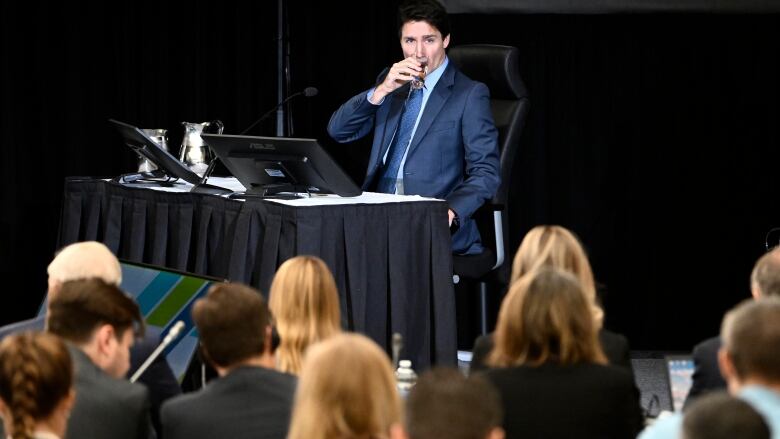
407;63;455;156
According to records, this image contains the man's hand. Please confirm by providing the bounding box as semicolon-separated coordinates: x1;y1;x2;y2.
368;56;423;104
448;209;456;227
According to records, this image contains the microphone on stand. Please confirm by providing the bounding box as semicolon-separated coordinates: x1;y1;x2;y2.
392;332;403;370
130;321;187;383
240;86;319;135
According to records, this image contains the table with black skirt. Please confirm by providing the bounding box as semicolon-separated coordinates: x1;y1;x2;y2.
56;176;456;369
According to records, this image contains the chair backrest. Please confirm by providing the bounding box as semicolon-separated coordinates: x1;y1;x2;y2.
448;44;529;206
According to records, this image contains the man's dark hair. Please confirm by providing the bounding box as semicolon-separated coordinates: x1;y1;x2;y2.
398;0;450;39
192;283;271;368
406;367;502;439
682;392;769;439
48;278;144;343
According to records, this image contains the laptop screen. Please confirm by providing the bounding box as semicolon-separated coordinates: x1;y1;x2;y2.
39;260;225;382
665;355;695;412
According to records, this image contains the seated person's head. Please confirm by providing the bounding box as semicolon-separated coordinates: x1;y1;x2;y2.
287;333;402;439
512;225;602;326
718;297;780;392
269;255;341;374
405;367;503;439
682;392;769;439
0;332;75;439
489;269;606;367
750;247;780;299
192;283;273;374
46;241;121;295
47;278;144;379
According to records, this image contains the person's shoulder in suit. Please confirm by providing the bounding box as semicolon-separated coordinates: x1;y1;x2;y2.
68;347;152;439
684;335;725;408
161;366;296;439
0;315;46;341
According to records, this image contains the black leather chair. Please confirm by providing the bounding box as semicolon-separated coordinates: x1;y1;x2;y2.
448;44;529;334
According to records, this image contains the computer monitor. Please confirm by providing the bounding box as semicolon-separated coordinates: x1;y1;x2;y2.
38;260;225;382
201;133;362;197
664;354;696;412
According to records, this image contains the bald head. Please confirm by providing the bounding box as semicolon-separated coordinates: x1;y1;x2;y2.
750;247;780;299
47;242;121;293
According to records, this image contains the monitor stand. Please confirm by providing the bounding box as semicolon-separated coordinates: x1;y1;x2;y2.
228;183;310;200
112;169;178;185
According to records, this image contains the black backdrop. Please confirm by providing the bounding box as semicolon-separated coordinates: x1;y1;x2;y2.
2;1;779;351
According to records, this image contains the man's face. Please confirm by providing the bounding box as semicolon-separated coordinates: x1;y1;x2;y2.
104;328;135;379
400;20;450;73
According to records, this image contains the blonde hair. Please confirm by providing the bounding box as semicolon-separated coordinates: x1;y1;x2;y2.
287;333;402;439
511;225;603;327
489;269;606;367
47;241;122;285
0;332;73;439
269;256;341;374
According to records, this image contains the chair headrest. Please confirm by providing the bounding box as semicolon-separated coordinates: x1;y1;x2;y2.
448;44;527;100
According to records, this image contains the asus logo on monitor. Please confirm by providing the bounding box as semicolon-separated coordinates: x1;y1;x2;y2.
250;143;275;150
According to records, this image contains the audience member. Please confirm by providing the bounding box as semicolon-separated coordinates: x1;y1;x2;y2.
48;278;154;439
287;333;403;439
483;269;643;439
405;367;504;439
0;332;74;439
686;247;780;407
471;225;631;372
0;241;180;434
682;392;770;439
161;283;296;439
269;255;341;375
640;298;780;438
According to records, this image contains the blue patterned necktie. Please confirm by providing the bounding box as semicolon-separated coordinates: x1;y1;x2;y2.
377;87;423;193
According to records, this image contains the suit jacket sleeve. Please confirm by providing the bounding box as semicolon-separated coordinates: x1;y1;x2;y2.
445;81;500;220
327;89;380;144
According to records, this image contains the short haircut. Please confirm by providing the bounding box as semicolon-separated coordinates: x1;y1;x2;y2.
750;247;780;298
489;269;606;367
406;368;502;439
48;278;144;343
682;392;769;439
47;241;122;285
192;282;270;368
398;0;450;39
0;332;73;439
720;297;780;382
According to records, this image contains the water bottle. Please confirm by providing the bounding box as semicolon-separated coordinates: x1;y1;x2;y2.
395;359;417;399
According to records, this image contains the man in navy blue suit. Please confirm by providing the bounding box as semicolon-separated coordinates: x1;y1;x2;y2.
328;0;500;255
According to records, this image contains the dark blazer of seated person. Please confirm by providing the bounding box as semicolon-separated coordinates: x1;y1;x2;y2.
683;335;726;409
470;328;632;373
481;270;644;439
0;314;181;436
161;283;297;439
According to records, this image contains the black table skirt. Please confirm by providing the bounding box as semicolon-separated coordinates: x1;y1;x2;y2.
57;178;456;368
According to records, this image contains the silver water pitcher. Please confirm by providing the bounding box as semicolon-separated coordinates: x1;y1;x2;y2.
138;128;169;172
180;120;224;177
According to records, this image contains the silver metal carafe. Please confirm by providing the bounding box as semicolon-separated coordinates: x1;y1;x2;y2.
180;120;224;176
138;128;169;172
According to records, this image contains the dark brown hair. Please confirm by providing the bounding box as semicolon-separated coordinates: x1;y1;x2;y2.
682;392;769;439
0;332;73;439
398;0;450;38
48;278;144;343
192;283;270;368
406;367;502;439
